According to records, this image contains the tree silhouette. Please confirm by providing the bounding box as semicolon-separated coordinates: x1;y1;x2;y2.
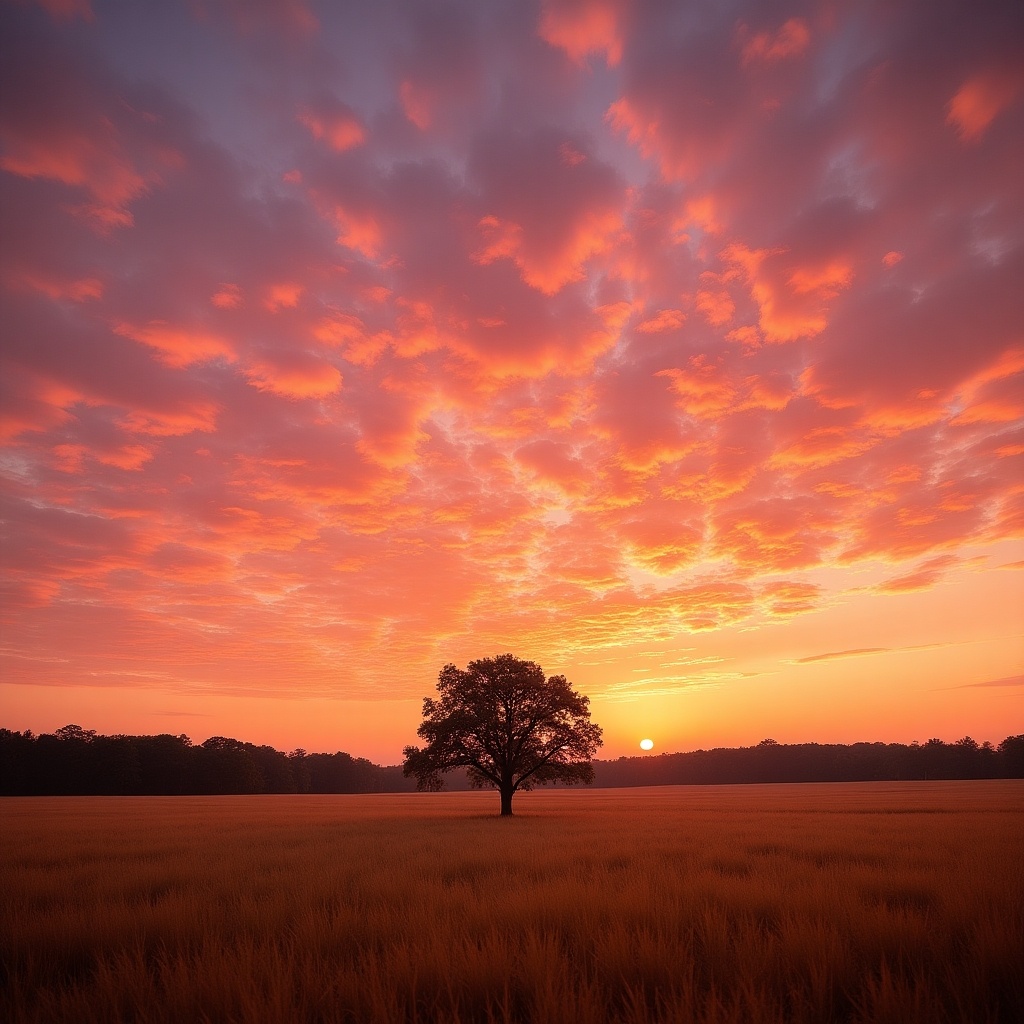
403;654;603;815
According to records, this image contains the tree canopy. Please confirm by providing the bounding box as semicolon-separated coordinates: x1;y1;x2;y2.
402;654;603;815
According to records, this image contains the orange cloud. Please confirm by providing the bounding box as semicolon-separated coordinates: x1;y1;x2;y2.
787;262;853;298
474;214;523;266
114;321;236;368
722;244;853;342
264;282;304;312
538;0;624;67
53;441;154;473
0;127;147;227
393;299;449;358
118;403;219;437
514;439;589;495
298;103;366;151
875;555;960;593
399;80;434;131
768;426;877;470
331;207;382;259
636;308;684;333
958;346;1024;398
657;359;736;419
681;196;725;236
713;496;839;571
211;283;242;309
474;202;622;296
761;580;821;616
947;70;1023;142
313;313;387;366
97;444;154;471
244;356;343;399
739;18;811;68
725;325;761;348
605;97;660;165
695;282;735;327
9;271;103;302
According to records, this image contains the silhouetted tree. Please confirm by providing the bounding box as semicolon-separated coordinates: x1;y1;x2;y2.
134;734;194;794
999;734;1024;777
402;654;603;815
196;736;263;793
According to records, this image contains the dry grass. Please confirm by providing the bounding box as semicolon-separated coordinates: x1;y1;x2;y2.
2;781;1022;1023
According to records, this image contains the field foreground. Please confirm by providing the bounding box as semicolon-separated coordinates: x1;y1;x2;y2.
2;781;1022;1023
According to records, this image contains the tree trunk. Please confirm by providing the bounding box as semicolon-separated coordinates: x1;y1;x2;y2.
499;785;514;816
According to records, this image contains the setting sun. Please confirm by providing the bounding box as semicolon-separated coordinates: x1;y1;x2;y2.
640;739;655;751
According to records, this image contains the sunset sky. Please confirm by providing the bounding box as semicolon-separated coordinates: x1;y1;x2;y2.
1;0;1022;764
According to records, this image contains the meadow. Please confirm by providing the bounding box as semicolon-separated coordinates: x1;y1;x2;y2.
2;782;1022;1023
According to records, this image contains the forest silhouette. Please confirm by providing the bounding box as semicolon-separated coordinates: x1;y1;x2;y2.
2;726;1021;796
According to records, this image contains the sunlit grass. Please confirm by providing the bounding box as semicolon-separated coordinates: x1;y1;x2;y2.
2;782;1022;1022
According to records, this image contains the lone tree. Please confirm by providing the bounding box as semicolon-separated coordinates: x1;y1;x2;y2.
403;654;603;816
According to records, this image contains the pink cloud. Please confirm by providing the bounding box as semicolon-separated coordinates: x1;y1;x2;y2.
211;283;242;309
636;308;685;334
394;2;483;134
738;19;810;68
471;129;625;294
114;321;237;368
263;282;304;312
243;353;342;400
721;243;853;343
947;70;1024;143
514;439;589;495
0;25;184;231
298;99;366;152
538;0;625;67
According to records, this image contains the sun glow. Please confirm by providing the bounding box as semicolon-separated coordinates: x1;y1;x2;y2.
640;738;654;751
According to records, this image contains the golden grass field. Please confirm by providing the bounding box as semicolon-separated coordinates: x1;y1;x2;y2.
2;781;1022;1023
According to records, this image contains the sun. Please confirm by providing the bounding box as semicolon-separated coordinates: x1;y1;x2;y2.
639;738;654;751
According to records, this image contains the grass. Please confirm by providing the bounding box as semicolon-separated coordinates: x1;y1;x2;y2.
2;781;1022;1023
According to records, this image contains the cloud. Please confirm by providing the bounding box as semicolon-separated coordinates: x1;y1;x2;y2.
636;308;685;333
794;647;891;665
538;0;625;67
738;18;810;69
470;127;625;294
954;674;1024;689
0;0;1020;731
875;555;960;594
947;70;1024;143
114;321;237;368
243;353;343;399
298;98;366;152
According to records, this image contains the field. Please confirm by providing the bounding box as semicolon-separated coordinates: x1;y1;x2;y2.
2;782;1022;1023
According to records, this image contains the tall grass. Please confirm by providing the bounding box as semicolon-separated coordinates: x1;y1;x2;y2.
2;781;1022;1022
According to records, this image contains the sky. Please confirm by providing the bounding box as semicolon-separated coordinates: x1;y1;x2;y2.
1;0;1022;765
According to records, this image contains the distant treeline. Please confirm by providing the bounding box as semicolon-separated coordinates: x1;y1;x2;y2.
1;726;1022;796
592;735;1024;788
0;726;413;796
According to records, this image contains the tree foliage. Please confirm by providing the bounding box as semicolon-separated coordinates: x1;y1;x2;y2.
402;654;603;815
